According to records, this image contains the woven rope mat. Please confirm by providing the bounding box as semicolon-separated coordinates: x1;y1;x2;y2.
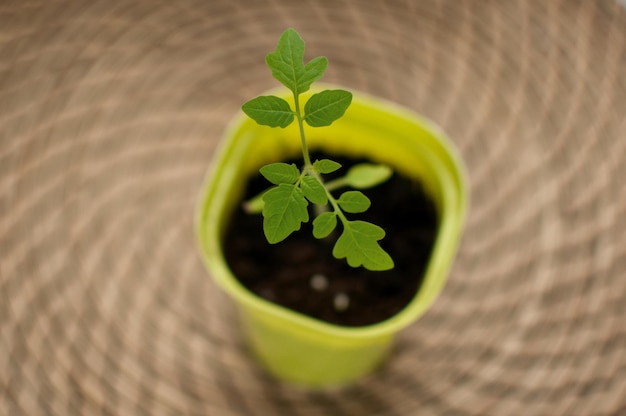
2;1;625;415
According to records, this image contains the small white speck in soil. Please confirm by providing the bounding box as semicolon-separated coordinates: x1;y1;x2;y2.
334;293;350;311
310;273;329;291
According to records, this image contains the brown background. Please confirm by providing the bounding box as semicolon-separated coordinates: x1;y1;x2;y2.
1;1;625;415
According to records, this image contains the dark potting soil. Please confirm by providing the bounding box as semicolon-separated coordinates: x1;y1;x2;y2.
223;153;438;327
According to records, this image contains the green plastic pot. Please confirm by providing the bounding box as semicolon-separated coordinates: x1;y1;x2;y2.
196;86;467;388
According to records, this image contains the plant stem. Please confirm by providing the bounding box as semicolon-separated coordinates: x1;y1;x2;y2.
324;185;349;224
293;92;312;168
324;177;349;192
293;92;349;226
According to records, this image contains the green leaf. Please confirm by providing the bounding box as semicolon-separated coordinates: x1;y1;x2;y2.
337;191;371;213
300;56;328;93
241;96;294;128
304;90;353;127
265;28;327;94
312;212;337;239
332;221;394;271
301;176;327;204
260;163;300;185
345;164;392;189
262;184;309;243
313;159;342;174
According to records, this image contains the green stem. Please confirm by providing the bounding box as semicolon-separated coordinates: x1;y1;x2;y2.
324;177;349;192
293;92;312;168
322;183;349;225
292;94;348;224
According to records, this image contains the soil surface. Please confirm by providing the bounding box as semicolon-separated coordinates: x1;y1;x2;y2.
223;153;438;327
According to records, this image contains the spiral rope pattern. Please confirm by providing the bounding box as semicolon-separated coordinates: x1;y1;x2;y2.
2;1;625;414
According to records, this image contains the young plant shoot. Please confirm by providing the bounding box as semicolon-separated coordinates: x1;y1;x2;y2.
241;28;394;271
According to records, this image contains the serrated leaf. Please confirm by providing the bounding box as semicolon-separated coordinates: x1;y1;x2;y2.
262;184;309;243
242;96;294;128
304;90;353;127
313;159;342;174
301;176;327;204
332;221;394;271
260;163;300;185
300;56;328;94
337;191;371;213
265;28;327;94
345;164;392;189
312;212;337;239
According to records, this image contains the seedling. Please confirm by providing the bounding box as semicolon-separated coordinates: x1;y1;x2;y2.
241;28;394;271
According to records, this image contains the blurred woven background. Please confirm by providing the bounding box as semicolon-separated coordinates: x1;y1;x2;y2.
1;1;625;415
